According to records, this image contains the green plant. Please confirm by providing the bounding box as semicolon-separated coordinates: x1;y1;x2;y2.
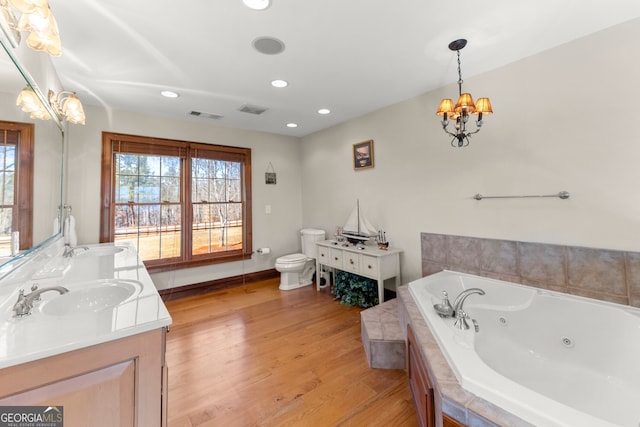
333;271;379;308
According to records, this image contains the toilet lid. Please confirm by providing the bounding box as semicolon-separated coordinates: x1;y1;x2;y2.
278;253;307;263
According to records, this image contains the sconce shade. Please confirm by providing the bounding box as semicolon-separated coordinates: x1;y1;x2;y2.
454;93;475;114
474;97;493;114
8;0;62;56
16;86;41;112
60;93;85;125
436;99;454;116
29;108;50;120
8;0;47;14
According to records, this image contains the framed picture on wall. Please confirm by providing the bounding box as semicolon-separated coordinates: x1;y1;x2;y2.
353;139;374;170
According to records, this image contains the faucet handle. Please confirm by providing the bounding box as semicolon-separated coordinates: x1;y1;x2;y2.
433;290;454;318
29;283;41;303
13;289;29;317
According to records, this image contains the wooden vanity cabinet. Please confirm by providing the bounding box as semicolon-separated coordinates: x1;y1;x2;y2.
0;328;168;427
408;324;467;427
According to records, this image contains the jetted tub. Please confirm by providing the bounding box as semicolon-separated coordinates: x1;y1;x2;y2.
408;270;640;427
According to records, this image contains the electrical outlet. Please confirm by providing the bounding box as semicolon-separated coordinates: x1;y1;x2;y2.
265;205;271;214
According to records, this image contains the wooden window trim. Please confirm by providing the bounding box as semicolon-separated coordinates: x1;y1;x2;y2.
100;132;252;273
0;121;34;250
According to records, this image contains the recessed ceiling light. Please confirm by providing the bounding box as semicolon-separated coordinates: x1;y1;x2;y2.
286;123;298;128
161;90;179;98
318;108;331;115
271;79;288;88
243;0;270;10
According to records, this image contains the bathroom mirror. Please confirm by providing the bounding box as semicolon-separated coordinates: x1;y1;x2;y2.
0;36;64;267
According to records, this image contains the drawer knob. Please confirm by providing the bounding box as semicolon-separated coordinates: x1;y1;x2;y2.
350;259;354;264
321;254;325;257
368;265;372;269
334;257;339;261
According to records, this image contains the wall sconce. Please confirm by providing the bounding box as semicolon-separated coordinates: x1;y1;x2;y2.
16;86;50;120
48;90;85;125
4;0;61;56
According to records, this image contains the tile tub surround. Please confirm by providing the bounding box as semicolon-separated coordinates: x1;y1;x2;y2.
398;286;533;427
421;232;640;307
360;298;405;369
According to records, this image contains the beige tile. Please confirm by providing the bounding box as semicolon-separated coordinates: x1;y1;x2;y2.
422;260;445;277
626;252;640;295
421;233;447;263
518;242;566;288
446;235;481;270
478;238;518;276
567;246;626;296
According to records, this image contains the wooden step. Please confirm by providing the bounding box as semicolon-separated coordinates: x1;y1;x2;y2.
360;298;406;370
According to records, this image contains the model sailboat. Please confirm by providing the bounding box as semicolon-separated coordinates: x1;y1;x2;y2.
342;200;376;244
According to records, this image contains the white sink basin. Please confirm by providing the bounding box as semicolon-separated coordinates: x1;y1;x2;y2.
76;246;125;257
41;279;141;316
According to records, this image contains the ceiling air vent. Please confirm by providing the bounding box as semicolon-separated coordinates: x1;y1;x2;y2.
238;104;268;115
189;111;223;120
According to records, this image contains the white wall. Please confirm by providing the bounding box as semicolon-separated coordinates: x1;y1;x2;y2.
301;18;640;284
65;107;304;289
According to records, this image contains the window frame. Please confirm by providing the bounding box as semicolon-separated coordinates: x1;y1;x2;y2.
100;132;252;273
0;121;34;252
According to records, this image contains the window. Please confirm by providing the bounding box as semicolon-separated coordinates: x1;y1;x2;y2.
0;121;34;255
100;132;252;272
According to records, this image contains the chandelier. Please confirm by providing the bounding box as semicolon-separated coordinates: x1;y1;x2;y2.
436;39;492;148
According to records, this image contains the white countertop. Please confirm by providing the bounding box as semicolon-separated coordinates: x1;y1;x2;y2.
0;241;171;369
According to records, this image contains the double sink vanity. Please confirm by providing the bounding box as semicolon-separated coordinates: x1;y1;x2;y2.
0;238;171;426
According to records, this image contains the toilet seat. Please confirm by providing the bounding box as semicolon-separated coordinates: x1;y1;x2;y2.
276;253;307;264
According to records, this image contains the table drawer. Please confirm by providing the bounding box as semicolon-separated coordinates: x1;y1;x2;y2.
343;252;360;273
329;248;343;268
359;254;378;278
317;246;330;265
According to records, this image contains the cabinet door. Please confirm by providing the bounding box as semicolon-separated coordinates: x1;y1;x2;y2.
359;254;378;278
0;360;136;427
407;324;435;427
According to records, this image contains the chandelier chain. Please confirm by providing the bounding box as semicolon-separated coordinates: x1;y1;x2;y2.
457;50;463;96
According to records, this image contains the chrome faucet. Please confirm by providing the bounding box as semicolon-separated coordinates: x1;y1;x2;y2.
63;244;89;258
452;288;485;330
13;285;69;317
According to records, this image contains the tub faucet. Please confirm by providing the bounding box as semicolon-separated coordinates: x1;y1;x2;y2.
452;288;485;330
13;285;69;317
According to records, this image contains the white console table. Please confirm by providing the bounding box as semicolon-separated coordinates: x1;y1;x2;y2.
315;240;402;304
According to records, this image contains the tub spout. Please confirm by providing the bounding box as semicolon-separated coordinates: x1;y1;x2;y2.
452;288;485;330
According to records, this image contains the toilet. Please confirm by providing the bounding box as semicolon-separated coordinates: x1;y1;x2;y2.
275;228;326;291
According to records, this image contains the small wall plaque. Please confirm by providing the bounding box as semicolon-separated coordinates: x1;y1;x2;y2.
265;162;277;184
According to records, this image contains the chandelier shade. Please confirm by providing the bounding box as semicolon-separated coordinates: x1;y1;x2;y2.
436;39;492;147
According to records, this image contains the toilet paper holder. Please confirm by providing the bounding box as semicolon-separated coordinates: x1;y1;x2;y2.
256;247;271;254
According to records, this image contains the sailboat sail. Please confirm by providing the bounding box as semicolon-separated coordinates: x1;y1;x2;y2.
342;200;376;239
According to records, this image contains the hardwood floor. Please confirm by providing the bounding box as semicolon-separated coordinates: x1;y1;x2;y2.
164;278;418;426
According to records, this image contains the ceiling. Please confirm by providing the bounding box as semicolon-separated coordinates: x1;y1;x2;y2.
20;1;640;136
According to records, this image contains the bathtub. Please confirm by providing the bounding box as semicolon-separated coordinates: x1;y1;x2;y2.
408;270;640;427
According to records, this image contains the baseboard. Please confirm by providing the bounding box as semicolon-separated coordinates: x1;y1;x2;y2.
158;269;279;302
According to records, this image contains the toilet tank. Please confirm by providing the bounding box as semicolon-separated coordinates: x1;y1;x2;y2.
300;228;326;259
